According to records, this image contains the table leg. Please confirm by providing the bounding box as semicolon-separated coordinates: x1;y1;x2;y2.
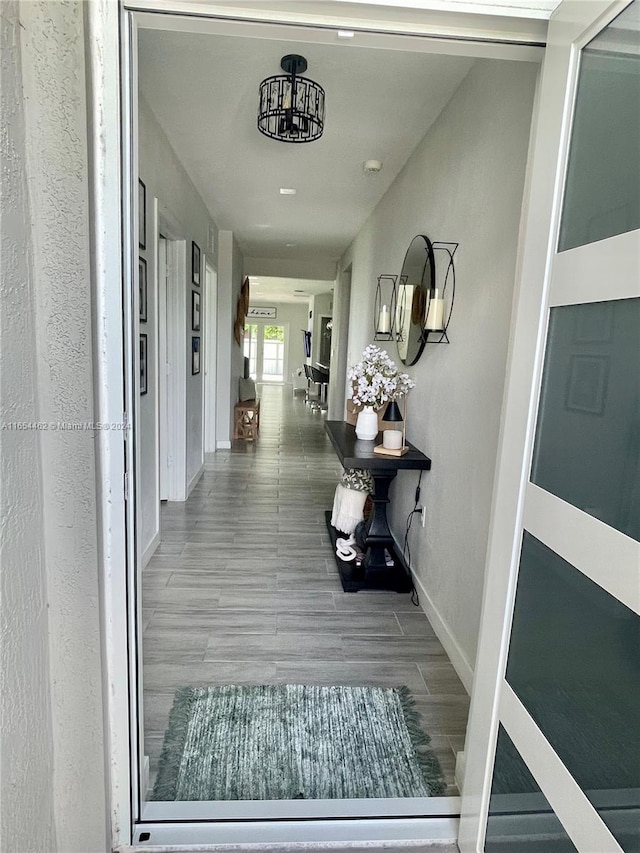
362;469;397;572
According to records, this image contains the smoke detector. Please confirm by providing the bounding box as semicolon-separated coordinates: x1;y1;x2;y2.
363;159;383;174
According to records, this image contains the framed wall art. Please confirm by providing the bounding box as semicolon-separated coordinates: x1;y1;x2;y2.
138;179;146;250
191;241;201;286
247;306;277;319
139;257;147;322
140;333;148;395
192;336;201;375
192;290;200;331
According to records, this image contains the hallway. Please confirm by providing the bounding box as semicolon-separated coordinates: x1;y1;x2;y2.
142;385;469;797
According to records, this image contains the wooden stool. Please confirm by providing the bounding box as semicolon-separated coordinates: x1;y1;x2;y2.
233;400;260;440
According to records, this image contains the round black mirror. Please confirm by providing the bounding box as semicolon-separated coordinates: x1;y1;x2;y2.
396;235;435;366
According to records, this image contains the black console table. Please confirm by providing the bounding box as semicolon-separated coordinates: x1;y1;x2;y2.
324;421;431;593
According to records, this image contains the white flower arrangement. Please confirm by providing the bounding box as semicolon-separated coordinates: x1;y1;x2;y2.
347;344;415;409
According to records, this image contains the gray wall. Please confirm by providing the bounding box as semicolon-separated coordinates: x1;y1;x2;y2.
1;2;107;850
339;59;538;678
217;230;245;442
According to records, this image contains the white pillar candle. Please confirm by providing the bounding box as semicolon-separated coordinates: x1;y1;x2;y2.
378;304;390;334
383;429;403;449
426;290;445;331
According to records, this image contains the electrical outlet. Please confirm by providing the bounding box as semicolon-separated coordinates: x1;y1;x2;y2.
421;506;427;528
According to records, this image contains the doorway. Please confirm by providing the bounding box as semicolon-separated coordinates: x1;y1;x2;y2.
121;3;546;847
204;261;217;457
244;323;288;383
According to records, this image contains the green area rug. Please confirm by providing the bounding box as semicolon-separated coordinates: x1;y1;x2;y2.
152;684;445;801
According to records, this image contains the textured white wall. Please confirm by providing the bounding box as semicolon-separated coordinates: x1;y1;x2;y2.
1;5;56;850
1;2;108;850
339;60;538;675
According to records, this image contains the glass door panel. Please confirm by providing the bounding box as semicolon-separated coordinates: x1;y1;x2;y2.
462;3;640;852
486;726;578;853
505;533;640;849
261;324;284;382
531;298;640;541
558;2;640;251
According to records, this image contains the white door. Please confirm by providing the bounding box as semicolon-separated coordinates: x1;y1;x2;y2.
204;262;217;455
460;2;640;851
158;234;170;500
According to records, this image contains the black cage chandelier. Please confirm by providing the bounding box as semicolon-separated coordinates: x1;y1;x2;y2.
258;55;325;144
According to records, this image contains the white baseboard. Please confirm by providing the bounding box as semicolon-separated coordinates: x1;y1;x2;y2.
216;440;231;450
187;464;204;498
141;531;160;569
411;572;474;694
454;750;466;793
142;755;150;800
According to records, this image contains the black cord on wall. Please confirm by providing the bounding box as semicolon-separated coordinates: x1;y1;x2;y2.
403;470;423;607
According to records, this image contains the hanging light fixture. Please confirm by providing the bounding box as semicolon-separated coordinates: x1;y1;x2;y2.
258;54;325;144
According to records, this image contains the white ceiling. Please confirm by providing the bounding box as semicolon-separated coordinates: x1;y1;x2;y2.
250;276;334;305
138;28;475;275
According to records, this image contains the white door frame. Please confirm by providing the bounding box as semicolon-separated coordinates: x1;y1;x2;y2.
158;210;188;501
157;232;170;500
459;2;638;850
328;266;351;419
204;260;217;457
88;1;554;847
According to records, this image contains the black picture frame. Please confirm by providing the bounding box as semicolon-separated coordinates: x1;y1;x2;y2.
140;334;148;395
138;179;146;250
191;241;201;286
139;257;147;322
192;336;201;375
192;290;201;331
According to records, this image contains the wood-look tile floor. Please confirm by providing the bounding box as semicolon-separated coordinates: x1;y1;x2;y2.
143;385;469;797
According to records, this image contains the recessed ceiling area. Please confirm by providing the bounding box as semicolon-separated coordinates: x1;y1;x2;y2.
249;276;334;304
138;26;476;274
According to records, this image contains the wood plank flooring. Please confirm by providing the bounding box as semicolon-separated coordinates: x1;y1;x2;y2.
143;385;469;797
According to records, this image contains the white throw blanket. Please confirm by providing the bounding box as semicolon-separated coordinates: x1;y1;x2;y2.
331;483;368;536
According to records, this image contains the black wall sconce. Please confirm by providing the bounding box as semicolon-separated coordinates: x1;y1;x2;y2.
373;275;398;341
422;241;458;345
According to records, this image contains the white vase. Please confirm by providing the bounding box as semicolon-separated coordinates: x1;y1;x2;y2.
355;406;378;440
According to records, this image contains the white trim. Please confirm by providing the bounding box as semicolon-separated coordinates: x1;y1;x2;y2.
122;4;144;828
500;683;623;853
129;2;548;58
132;816;459;847
86;1;132;845
141;532;160;569
411;571;474;694
216;440;232;450
151;198;161;543
158;234;170;501
141;796;460;823
156;219;189;502
524;484;640;615
204;261;218;455
551;229;640;307
187;463;204;498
